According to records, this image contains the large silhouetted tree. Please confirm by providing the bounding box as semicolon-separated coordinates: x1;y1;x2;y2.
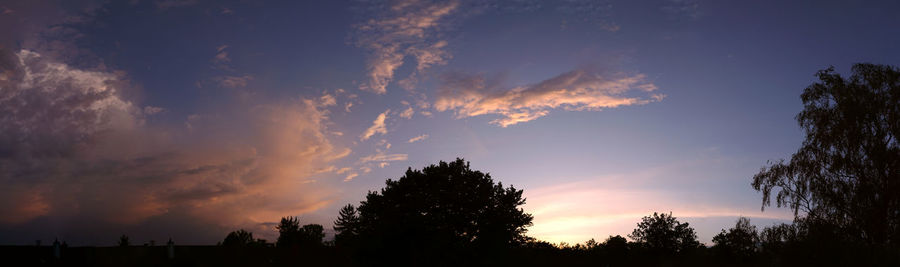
350;158;533;258
629;212;700;254
333;204;360;246
712;217;758;258
752;63;900;246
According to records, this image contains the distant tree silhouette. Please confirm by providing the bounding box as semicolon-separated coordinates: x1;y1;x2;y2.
223;229;253;247
276;216;324;248
712;217;758;258
602;235;629;264
752;63;900;246
346;158;533;262
118;235;130;247
629;212;700;254
603;235;628;254
301;224;325;246
759;222;805;253
333;204;360;246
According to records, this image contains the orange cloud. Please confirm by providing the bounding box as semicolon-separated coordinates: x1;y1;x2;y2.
0;49;347;242
434;68;664;127
360;109;389;141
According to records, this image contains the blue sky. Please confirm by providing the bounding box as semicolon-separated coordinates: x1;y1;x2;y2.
1;0;899;245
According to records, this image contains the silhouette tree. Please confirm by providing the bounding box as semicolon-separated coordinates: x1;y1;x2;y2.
349;158;533;262
276;216;324;248
300;224;325;247
752;63;900;245
223;229;255;247
712;217;758;258
602;235;629;264
118;235;130;247
629;212;700;254
276;216;301;247
333;204;360;246
603;235;628;254
759;222;805;253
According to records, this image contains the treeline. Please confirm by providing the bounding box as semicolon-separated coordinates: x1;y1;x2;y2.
55;63;899;266
207;157;895;266
212;63;899;266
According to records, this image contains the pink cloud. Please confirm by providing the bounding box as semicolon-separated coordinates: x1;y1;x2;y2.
434;68;664;127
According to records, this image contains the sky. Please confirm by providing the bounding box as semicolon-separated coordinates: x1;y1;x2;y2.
1;0;899;246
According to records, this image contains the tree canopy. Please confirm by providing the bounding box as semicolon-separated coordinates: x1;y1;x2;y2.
339;158;533;256
752;63;900;245
628;212;700;254
276;217;324;248
712;217;758;258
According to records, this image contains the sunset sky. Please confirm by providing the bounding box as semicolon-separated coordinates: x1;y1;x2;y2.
2;0;899;246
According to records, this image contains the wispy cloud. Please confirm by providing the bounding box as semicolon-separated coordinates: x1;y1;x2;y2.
359;153;409;163
360;109;389;141
353;0;459;93
661;0;701;20
213;75;253;88
407;134;429;143
143;106;166;115
399;106;414;119
434;67;664;127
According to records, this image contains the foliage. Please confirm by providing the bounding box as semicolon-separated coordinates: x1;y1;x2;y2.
333;204;360;246
712;217;758;257
752;63;900;245
353;158;533;250
628;212;700;254
223;229;268;247
276;216;324;248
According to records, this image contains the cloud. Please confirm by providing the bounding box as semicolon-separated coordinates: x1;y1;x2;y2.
353;0;459;93
211;45;234;71
213;75;253;88
661;0;701;20
434;68;664;127
0;49;346;244
343;173;359;182
407;134;429;143
143;106;165;115
399;106;414;119
360;109;389;141
359;153;409;163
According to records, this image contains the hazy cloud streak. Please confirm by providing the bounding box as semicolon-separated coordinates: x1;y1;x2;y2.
434;68;664;127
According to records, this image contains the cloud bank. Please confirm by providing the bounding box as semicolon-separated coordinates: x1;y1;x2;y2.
434;68;664;127
0;49;347;244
